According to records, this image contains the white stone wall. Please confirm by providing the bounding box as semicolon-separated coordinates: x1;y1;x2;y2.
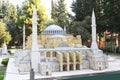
19;62;31;73
82;60;89;69
51;62;59;72
90;55;108;70
14;49;31;73
39;63;52;76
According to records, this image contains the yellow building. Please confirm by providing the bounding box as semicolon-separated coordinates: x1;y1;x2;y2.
26;24;82;48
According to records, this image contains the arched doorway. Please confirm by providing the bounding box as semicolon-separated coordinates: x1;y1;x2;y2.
76;64;80;70
70;64;74;70
63;64;67;71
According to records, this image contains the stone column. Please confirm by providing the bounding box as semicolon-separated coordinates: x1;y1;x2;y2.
90;9;98;54
73;65;76;70
23;24;25;49
60;66;63;72
50;52;52;61
67;65;69;71
80;65;82;70
66;52;69;71
31;6;40;72
45;51;47;62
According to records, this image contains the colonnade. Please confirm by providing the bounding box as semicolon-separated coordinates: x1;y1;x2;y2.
45;51;83;71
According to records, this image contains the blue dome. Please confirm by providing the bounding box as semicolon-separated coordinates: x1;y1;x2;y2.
41;24;66;35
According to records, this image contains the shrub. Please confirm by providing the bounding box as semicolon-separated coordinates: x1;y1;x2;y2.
1;58;9;66
8;50;12;55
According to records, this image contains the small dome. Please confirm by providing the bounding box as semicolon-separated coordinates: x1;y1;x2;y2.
41;24;66;35
44;24;63;31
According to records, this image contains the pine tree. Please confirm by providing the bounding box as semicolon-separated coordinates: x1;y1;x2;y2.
0;0;16;46
19;0;48;34
71;0;93;21
51;0;69;29
12;0;48;46
51;0;57;21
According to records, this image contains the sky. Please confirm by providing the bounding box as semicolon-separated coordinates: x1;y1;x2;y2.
5;0;74;15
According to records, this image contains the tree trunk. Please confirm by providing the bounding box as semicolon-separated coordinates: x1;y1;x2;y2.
118;32;120;53
98;33;101;48
110;33;114;53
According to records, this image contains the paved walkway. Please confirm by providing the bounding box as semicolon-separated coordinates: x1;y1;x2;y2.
0;58;4;66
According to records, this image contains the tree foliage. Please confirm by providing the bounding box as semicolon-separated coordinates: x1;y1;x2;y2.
0;0;48;46
71;0;120;50
72;0;120;34
70;16;91;44
20;0;48;34
12;0;48;46
0;0;14;46
51;0;70;29
0;22;11;46
71;0;93;21
103;0;120;33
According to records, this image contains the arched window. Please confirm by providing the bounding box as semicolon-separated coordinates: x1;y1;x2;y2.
46;51;50;57
52;51;57;57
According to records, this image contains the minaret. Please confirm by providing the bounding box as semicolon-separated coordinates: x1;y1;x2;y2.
31;6;40;72
91;9;98;54
64;26;66;34
23;24;25;49
2;41;7;55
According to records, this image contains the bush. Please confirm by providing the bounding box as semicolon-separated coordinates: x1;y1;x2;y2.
1;58;9;66
8;50;12;55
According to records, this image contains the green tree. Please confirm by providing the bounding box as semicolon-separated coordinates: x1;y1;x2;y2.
72;0;120;36
51;0;58;22
14;0;48;46
70;16;91;45
20;0;48;34
51;0;70;29
71;0;93;21
0;0;16;46
0;22;11;46
103;0;120;52
71;0;108;46
103;0;120;33
71;0;120;50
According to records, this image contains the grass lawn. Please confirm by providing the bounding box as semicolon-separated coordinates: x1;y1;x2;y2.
0;66;6;80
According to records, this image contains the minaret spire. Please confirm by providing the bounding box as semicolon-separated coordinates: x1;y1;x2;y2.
31;6;38;51
2;41;7;55
23;24;25;49
31;6;40;72
91;9;98;54
92;9;96;26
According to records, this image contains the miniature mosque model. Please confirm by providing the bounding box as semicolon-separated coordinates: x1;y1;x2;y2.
14;7;108;76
